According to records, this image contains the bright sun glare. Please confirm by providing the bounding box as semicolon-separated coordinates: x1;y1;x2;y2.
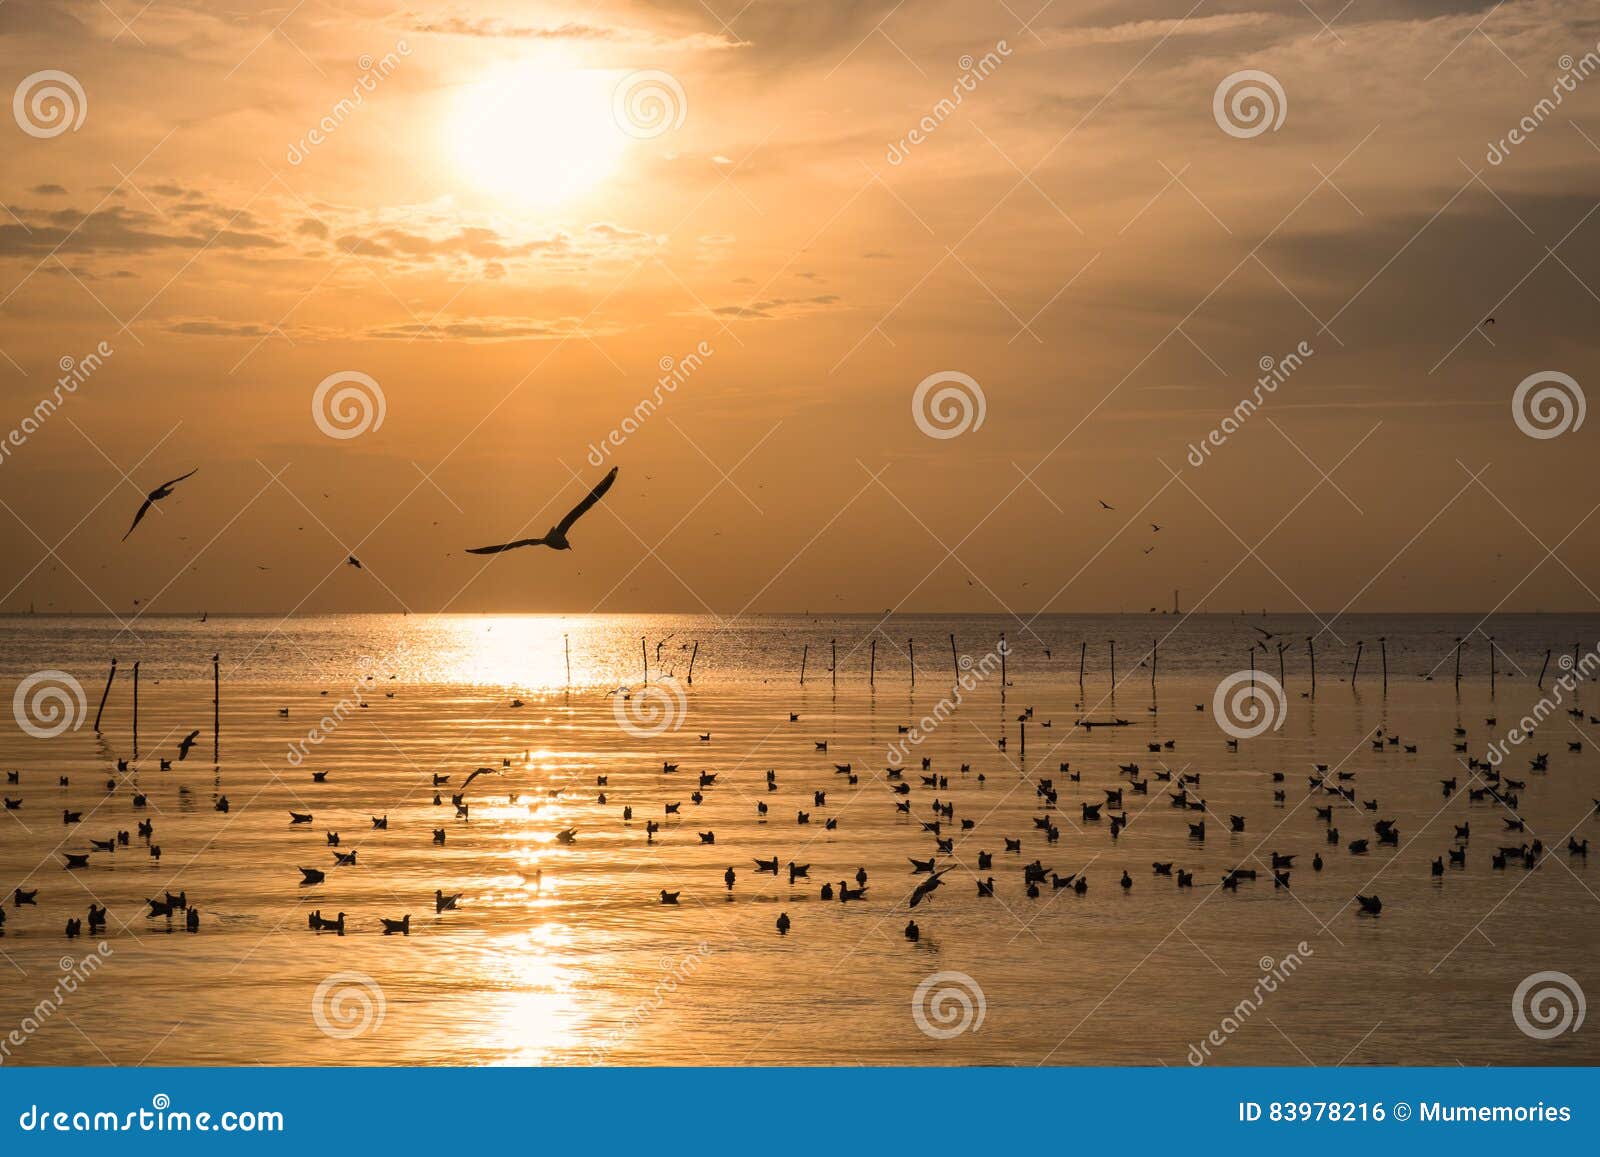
451;66;626;209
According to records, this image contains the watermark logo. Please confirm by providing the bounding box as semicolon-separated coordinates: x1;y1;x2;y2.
1512;371;1584;439
1512;970;1585;1039
1187;341;1312;466
1188;944;1313;1063
1213;70;1286;139
886;42;1011;165
1212;670;1286;739
887;642;1007;766
587;341;713;466
0;341;114;469
13;670;87;739
312;371;386;439
312;971;386;1039
912;971;986;1039
613;70;686;139
13;70;86;138
912;370;986;439
613;677;688;738
287;41;411;165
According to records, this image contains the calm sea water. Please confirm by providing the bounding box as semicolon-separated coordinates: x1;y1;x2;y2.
0;613;1596;1066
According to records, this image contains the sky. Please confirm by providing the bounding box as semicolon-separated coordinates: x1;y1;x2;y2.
1;0;1598;617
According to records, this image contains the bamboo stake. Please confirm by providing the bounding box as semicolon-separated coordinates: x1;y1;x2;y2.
1539;648;1551;689
800;644;808;686
93;658;117;734
908;638;915;687
1307;637;1316;696
869;639;876;687
687;641;698;685
212;653;220;763
132;660;140;757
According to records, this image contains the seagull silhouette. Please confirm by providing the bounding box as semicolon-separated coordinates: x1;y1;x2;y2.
346;555;362;569
122;469;197;541
1097;499;1113;510
176;729;200;761
467;467;619;554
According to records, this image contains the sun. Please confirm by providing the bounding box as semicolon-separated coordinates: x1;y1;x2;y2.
450;65;626;210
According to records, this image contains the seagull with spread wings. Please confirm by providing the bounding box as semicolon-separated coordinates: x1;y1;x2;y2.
467;467;619;554
122;469;197;541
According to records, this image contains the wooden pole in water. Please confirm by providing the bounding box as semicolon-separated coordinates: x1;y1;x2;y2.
1489;636;1496;693
908;638;915;687
1249;647;1255;688
1379;637;1388;693
800;644;808;685
831;639;837;689
1353;641;1363;686
1151;639;1157;691
564;634;571;688
1454;638;1462;689
1307;637;1316;695
1539;648;1551;689
869;639;876;687
999;632;1007;692
212;653;220;763
1078;642;1086;689
642;637;649;685
1109;640;1116;687
93;658;117;733
950;634;958;683
132;660;139;757
1277;641;1287;687
1020;719;1026;763
687;641;698;685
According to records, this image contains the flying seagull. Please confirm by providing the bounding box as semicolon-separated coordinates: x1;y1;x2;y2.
346;555;362;569
122;469;197;541
467;467;619;554
1097;499;1113;511
908;868;951;908
176;729;200;761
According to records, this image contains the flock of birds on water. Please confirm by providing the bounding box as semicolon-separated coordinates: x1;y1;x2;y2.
4;680;1598;945
0;462;1591;946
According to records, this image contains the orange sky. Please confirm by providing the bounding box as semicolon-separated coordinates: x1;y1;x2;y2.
1;0;1598;616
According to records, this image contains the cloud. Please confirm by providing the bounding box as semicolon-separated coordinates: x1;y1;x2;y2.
710;294;843;319
406;15;745;51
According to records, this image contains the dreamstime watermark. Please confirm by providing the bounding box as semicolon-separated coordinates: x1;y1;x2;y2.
885;42;1012;165
613;677;688;739
1213;69;1286;138
1484;646;1599;767
1512;971;1585;1040
311;370;386;439
0;943;113;1064
285;642;408;765
1511;370;1584;439
0;342;114;468
12;70;86;138
286;42;411;165
16;1095;284;1133
912;971;986;1039
887;642;1007;767
1187;341;1312;466
587;943;713;1062
1187;944;1313;1063
311;971;386;1040
587;341;713;466
1212;669;1287;740
613;70;686;139
912;370;986;439
12;670;87;739
1487;47;1600;165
